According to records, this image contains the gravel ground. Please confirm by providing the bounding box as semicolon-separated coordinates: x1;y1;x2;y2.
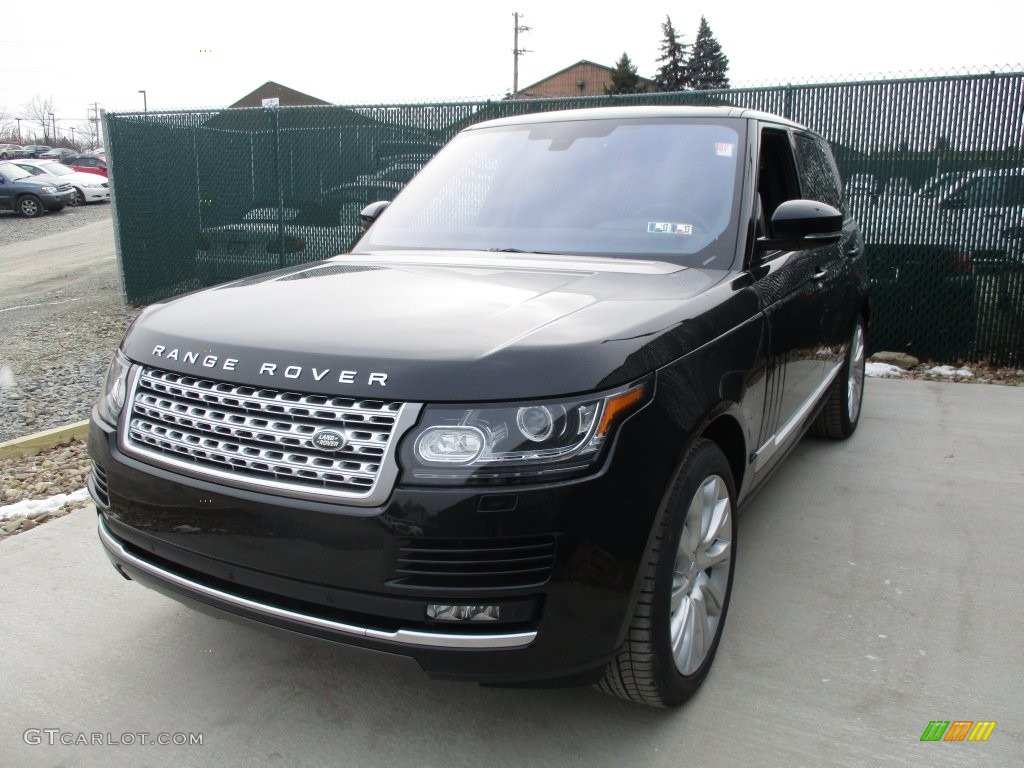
0;438;92;538
0;201;113;247
0;203;141;442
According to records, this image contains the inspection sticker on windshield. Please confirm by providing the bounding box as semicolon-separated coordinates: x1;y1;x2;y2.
648;222;693;235
715;142;735;157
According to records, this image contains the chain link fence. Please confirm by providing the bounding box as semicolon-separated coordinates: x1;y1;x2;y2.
105;70;1024;365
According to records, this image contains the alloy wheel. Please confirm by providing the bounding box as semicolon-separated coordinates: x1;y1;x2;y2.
670;474;733;675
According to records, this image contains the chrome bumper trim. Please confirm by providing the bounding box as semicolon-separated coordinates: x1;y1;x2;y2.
97;518;537;651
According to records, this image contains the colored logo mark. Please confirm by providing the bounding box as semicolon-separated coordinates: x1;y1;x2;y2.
920;720;997;742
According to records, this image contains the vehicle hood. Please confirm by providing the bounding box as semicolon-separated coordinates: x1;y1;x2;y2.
122;250;737;400
67;170;106;185
13;174;65;189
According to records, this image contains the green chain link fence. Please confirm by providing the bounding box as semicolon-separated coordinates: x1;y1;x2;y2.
105;70;1024;366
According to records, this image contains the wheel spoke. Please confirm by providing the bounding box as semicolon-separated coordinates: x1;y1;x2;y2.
684;590;709;673
671;597;691;659
700;574;726;617
680;492;703;556
697;537;731;570
670;576;687;615
847;321;865;423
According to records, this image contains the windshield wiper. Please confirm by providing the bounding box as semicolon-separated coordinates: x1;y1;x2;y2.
488;247;562;255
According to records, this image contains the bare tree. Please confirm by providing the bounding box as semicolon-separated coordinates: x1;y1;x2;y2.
0;105;13;140
22;95;57;143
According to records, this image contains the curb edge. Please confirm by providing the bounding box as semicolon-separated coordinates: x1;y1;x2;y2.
0;420;90;460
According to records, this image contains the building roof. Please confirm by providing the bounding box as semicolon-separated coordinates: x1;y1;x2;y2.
514;59;657;99
229;81;332;109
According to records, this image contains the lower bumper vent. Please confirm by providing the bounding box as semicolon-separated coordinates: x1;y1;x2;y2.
391;536;556;589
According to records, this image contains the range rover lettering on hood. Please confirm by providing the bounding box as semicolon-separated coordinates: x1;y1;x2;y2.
150;345;389;387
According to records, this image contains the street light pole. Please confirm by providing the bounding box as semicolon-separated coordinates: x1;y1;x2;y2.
15;118;21;141
139;90;147;113
49;113;55;144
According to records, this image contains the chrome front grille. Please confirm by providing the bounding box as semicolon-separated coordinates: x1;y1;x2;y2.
121;366;416;504
57;183;73;192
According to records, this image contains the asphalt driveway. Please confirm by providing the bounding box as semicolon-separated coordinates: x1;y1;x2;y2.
1;378;1021;767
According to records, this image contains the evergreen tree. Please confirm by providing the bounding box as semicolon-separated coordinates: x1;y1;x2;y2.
654;15;689;91
687;16;730;90
606;53;646;95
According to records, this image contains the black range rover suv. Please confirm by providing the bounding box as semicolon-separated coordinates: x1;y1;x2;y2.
89;106;868;707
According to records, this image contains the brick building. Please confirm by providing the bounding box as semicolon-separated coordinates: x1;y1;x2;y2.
513;60;656;99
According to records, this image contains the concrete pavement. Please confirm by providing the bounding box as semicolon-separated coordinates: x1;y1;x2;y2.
1;378;1021;767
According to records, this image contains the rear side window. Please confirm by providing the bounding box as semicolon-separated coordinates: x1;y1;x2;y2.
793;133;842;208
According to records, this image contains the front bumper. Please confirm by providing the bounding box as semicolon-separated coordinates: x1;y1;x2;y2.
88;401;677;683
80;184;110;203
39;189;75;209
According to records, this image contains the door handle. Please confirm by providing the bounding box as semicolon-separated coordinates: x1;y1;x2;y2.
810;268;828;281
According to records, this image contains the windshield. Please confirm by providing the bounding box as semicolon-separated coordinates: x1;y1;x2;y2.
37;162;73;176
357;116;745;268
0;163;32;181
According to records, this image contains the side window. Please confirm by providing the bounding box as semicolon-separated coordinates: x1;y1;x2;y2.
757;129;801;238
793;133;842;208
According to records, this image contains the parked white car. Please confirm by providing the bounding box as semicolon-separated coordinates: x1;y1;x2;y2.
10;158;110;205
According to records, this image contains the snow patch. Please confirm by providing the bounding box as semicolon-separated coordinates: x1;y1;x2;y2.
0;488;90;521
866;362;904;378
926;365;973;378
0;365;16;392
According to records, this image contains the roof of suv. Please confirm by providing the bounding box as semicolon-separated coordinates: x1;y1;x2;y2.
469;105;807;132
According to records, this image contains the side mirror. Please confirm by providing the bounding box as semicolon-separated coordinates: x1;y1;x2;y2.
758;199;843;252
359;200;390;231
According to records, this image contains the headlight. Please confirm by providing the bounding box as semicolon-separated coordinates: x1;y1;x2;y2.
83;182;102;188
96;350;131;426
401;381;648;485
39;185;56;193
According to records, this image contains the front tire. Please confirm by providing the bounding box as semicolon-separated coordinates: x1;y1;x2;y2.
811;314;866;439
70;188;85;206
598;439;736;707
17;195;43;217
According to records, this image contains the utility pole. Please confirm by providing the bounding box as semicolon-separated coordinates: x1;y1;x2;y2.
512;12;531;97
90;103;101;148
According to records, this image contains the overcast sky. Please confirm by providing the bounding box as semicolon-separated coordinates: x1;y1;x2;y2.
1;0;1021;138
